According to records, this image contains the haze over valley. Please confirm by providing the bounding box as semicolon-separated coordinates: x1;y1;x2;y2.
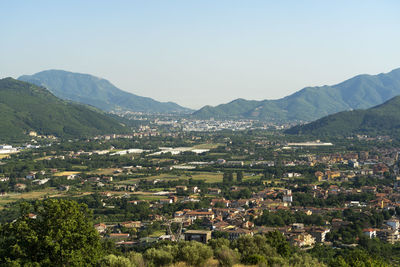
2;1;400;266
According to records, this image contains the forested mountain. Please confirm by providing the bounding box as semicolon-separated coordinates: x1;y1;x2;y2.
193;68;400;122
19;70;191;114
0;78;128;141
285;95;400;136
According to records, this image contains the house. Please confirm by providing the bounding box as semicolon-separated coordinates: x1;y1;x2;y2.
370;198;392;209
26;173;36;179
160;198;173;204
285;173;301;178
15;183;27;191
0;177;9;182
87;177;100;182
348;160;359;168
291;223;304;230
377;229;400;244
363;228;377;239
191;186;200;193
386;219;400;230
212;221;232;231
325;170;341;180
283;194;293;203
208;188;221;195
310;227;331;242
184;230;212;243
102;176;113;182
289;233;315;247
176;186;188;194
211;198;230;207
242;221;254;229
169;196;178;203
174;211;185;218
315;171;324;181
67;174;77;180
58;185;70;191
95;223;107;233
231;199;249;208
224;228;253;240
185;210;214;221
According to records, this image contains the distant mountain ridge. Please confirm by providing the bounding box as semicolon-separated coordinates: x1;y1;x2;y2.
193;68;400;122
285;95;400;136
0;78;128;142
19;70;192;114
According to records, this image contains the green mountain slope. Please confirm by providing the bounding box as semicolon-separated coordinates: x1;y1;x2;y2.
193;68;400;122
285;95;400;136
0;78;128;142
19;70;191;114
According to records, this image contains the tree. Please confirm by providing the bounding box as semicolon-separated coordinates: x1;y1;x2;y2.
214;245;240;267
100;255;133;267
177;241;213;266
0;199;103;266
265;230;292;257
236;171;243;183
223;172;234;184
143;247;174;266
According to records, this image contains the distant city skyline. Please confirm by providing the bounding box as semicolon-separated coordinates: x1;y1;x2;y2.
1;1;400;109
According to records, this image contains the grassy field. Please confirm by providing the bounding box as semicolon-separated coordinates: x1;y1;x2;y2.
34;156;52;161
53;171;81;177
192;143;224;149
0;188;61;208
134;194;168;201
117;172;224;184
88;168;119;175
117;171;262;185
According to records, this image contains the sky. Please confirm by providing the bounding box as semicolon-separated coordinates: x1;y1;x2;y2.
1;1;400;109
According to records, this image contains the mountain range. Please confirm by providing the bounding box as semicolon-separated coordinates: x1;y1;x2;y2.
285;95;400;136
19;70;192;114
0;78;128;142
16;67;400;124
193;68;400;122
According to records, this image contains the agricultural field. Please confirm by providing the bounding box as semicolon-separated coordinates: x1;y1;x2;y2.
117;171;261;184
191;143;224;149
88;168;120;176
53;171;81;177
0;188;60;209
0;154;10;160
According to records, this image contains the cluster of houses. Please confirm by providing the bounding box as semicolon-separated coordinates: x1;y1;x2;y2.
86;169;400;250
363;218;400;244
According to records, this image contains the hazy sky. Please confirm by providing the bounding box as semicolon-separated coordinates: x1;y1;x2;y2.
1;1;400;109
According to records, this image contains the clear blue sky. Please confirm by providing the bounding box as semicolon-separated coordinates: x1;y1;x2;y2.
1;0;400;108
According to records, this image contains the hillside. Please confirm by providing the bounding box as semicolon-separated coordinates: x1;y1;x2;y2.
19;70;192;114
285;95;400;136
193;68;400;122
0;78;128;141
